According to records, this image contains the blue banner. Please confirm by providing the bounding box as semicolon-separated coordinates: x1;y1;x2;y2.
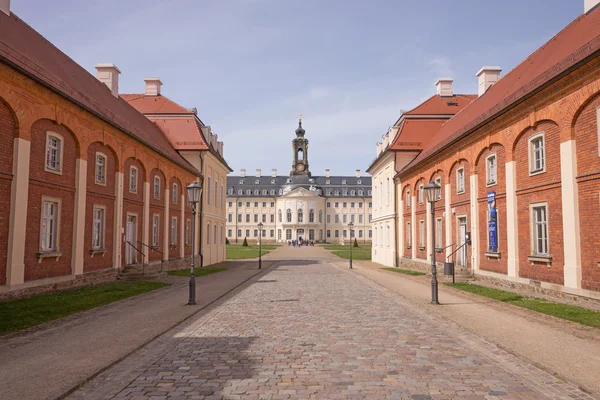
487;191;497;252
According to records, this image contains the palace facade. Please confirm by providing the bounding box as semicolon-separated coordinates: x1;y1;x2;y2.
226;121;373;244
370;0;600;299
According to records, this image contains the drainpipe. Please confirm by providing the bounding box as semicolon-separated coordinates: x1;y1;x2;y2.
235;196;239;244
198;152;204;269
394;177;400;268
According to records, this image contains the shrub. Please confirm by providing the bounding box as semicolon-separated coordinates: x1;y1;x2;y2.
225;237;230;245
242;237;248;247
353;238;359;247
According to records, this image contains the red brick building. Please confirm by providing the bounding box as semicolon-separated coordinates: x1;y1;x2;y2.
0;5;225;296
391;3;600;299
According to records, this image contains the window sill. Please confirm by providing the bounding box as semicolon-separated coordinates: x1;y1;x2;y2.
170;245;177;249
457;190;465;195
37;251;62;263
529;169;546;177
89;249;107;258
44;167;63;176
485;251;501;259
418;246;425;251
435;248;444;253
486;181;497;187
528;255;552;263
405;246;411;250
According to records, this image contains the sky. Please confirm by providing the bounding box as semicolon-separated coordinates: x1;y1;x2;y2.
13;0;583;177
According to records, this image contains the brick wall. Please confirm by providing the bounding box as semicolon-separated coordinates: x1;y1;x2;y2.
122;157;145;266
402;185;411;258
0;100;16;285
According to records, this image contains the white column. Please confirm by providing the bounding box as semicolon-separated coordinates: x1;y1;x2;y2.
163;188;169;261
560;140;582;289
180;194;185;258
71;159;87;276
411;195;416;259
426;201;432;262
445;183;452;260
505;161;519;277
143;182;150;264
113;171;124;270
470;174;479;271
6;138;30;286
398;196;404;263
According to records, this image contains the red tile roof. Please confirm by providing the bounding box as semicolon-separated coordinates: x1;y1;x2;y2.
0;12;197;175
120;94;195;115
389;119;447;151
147;116;209;151
401;9;600;174
404;94;476;115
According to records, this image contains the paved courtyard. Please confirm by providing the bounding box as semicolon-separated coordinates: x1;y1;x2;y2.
68;249;594;399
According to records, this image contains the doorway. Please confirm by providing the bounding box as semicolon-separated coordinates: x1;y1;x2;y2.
457;216;467;266
125;214;137;265
296;229;304;241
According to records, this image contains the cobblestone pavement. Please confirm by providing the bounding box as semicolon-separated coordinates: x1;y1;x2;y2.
69;259;594;400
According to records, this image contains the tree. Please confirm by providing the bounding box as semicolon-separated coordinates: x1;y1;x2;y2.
353;238;359;247
226;237;230;245
242;237;249;247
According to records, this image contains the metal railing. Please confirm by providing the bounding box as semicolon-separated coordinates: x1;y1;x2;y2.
125;241;146;276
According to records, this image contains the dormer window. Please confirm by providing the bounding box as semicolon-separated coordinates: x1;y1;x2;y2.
357;180;362;184
271;179;276;184
246;189;251;195
326;180;330;184
255;179;260;184
287;178;292;183
239;179;244;184
342;180;346;185
238;189;243;195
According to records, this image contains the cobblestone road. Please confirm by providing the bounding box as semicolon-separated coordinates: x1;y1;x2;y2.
69;259;594;400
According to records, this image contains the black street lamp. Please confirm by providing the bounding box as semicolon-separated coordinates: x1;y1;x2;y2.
257;222;263;269
186;180;202;306
348;221;354;269
424;181;441;305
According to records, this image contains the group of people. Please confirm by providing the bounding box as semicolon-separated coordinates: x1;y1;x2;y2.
287;239;314;247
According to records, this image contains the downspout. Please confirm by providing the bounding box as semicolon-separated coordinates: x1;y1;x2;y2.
394;177;400;268
235;196;239;244
199;152;204;269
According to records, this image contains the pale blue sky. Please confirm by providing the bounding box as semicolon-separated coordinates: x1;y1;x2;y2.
13;0;582;176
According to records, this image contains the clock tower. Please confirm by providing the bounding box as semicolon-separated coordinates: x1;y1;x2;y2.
291;115;311;176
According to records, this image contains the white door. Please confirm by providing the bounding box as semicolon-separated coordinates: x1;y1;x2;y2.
458;217;467;266
126;217;137;264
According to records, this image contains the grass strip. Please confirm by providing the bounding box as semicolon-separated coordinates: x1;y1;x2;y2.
383;267;426;276
319;244;372;260
446;282;600;329
167;267;226;277
0;281;169;336
226;244;278;259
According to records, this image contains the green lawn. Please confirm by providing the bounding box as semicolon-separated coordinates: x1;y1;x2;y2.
320;244;372;260
0;281;169;336
383;267;426;276
167;267;226;277
447;283;600;329
226;243;279;259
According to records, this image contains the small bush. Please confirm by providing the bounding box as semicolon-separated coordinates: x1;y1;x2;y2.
225;237;230;245
353;238;359;247
242;237;248;247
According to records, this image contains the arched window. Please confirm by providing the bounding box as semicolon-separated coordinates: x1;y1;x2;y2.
298;148;304;160
309;209;315;223
298;209;304;223
318;209;323;223
286;209;292;223
278;209;282;222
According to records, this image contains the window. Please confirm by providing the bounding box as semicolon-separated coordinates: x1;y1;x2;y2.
95;153;106;184
359;230;363;238
238;229;242;237
358;202;363;208
327;230;331;238
368;214;372;222
326;179;330;185
386;225;390;247
45;133;63;173
368;229;372;238
228;214;233;223
152;215;160;247
343;215;347;224
486;154;497;186
262;213;267;223
40;199;60;251
270;202;275;207
358;190;363;196
214;224;217;244
435;177;442;199
350;190;355;196
357;179;362;184
246;214;250;223
529;133;545;174
262;202;267;207
309;209;315;223
207;177;212;204
278;229;282;240
326;190;331;196
342;180;346;185
254;190;259;195
244;229;250;237
298;209;304;223
386;178;390;205
270;190;275;195
335;230;339;238
368;202;372;208
278;209;282;222
343;230;347;238
246;202;250;207
334;190;339;196
531;204;549;255
129;166;138;193
359;214;363;224
286;209;292;223
343;202;347;208
406;190;411;208
255;179;260;184
327;214;331;223
214;181;218;205
270;214;275;223
368;190;372;196
309;229;315;240
351;214;355;224
335;202;339;208
238;189;243;195
186;220;191;246
92;206;105;250
350;202;355;208
419;220;425;248
254;202;259;207
436;217;443;249
418;185;424;204
237;214;242;223
254;214;258;223
457;168;465;193
207;223;211;245
153;176;160;199
172;183;178;204
228;188;233;195
286;229;292;240
319;210;323;223
335;215;339;223
406;222;411;247
171;217;177;246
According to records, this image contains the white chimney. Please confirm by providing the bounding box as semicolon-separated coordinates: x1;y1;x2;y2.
0;0;10;15
240;169;246;178
476;67;502;97
144;78;162;96
256;169;261;178
271;169;277;178
95;64;121;97
356;169;360;178
217;141;223;155
325;169;330;178
585;0;600;13
435;78;453;97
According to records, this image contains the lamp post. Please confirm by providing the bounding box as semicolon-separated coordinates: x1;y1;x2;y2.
424;181;441;305
257;222;263;269
186;180;202;306
348;221;354;269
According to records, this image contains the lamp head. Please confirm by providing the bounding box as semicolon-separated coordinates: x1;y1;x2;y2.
186;180;202;204
424;181;441;203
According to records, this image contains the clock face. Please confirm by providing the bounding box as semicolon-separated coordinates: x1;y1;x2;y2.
296;163;305;172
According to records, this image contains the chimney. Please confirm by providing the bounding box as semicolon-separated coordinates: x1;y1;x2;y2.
476;67;502;97
585;0;600;13
271;169;277;178
95;64;121;97
325;169;330;178
0;0;10;15
356;169;360;178
240;169;246;178
435;78;453;97
256;169;261;178
144;78;162;96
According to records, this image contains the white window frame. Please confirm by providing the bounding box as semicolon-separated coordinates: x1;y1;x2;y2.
435;217;443;249
172;183;178;204
529;132;546;175
152;214;160;247
207;177;212;205
456;167;465;194
44;132;64;175
418;185;424;204
487;209;500;252
40;196;61;252
153;176;161;199
95;152;107;185
129;166;138;193
406;190;411;208
406;221;411;248
171;216;177;246
185;219;191;246
419;219;425;248
486;153;497;186
92;205;106;250
530;202;549;256
435;177;442;200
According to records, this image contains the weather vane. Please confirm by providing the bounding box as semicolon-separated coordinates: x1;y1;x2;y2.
298;113;303;122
